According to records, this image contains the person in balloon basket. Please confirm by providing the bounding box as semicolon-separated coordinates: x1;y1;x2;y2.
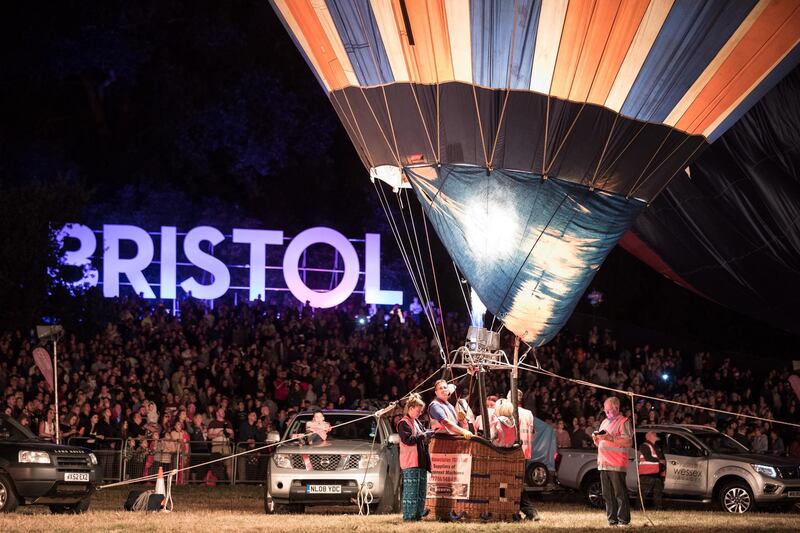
638;431;666;510
397;394;433;521
428;379;473;439
593;396;633;527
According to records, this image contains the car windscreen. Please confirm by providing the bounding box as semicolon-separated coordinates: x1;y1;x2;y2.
285;414;378;443
0;416;37;441
693;432;749;454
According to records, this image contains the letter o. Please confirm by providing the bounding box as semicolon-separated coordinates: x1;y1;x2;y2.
283;227;360;308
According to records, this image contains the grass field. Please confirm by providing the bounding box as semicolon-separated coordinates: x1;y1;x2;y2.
0;485;798;532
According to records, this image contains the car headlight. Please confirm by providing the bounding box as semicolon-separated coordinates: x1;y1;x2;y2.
358;455;381;469
274;454;292;468
19;450;51;464
89;453;98;465
752;464;778;478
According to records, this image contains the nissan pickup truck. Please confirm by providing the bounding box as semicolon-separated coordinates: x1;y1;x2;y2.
557;424;800;513
0;414;101;513
264;410;401;514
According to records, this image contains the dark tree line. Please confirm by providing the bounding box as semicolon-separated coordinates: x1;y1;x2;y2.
0;1;402;330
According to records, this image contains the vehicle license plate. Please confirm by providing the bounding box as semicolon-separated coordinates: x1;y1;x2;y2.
64;472;89;482
306;484;341;494
788;491;800;498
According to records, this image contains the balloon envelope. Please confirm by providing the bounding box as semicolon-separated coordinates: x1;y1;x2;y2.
271;0;800;344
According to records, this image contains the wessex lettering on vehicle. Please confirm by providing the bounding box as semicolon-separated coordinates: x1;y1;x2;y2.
57;223;403;308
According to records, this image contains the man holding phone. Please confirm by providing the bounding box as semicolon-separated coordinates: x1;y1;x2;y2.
593;396;633;527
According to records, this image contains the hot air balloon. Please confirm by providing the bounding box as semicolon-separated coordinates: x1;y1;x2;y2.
269;0;800;347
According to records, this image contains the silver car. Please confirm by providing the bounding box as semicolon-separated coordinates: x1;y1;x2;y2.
557;424;800;513
264;410;401;514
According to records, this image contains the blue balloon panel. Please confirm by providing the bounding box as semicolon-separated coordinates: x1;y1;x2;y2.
406;165;645;346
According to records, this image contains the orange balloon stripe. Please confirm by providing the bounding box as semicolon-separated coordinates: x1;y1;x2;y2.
568;0;623;101
284;0;350;91
677;0;800;134
585;0;650;106
550;0;597;99
393;0;453;85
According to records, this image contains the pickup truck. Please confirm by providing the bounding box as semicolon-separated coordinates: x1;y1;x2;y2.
0;414;100;513
264;410;401;514
524;416;562;492
557;424;800;513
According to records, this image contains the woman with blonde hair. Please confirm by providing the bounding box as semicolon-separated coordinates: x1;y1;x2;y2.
397;394;432;521
491;399;517;448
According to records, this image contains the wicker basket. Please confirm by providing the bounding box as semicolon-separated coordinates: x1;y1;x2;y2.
424;434;524;521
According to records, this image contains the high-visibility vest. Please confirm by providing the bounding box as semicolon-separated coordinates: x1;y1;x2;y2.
597;416;629;471
399;416;421;469
518;407;535;460
492;416;517;447
638;442;662;476
429;399;459;434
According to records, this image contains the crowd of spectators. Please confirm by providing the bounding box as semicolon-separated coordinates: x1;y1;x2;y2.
1;294;799;479
516;328;799;456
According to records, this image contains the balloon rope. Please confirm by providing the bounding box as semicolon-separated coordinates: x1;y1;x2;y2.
99;369;466;492
418;193;450;356
451;260;472;317
628;134;703;199
405;84;438;162
330;91;375;169
470;84;490;168
643;138;707;203
354;86;402;166
630;391;657;527
394;188;447;356
589;113;621;189
504;359;800;430
372;180;445;356
340;0;402;164
625;128;678;198
396;189;434;311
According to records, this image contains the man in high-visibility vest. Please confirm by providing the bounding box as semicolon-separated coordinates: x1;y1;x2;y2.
593;396;633;527
638;431;665;510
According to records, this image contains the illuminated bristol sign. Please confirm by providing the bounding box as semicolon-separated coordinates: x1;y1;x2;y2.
57;224;403;308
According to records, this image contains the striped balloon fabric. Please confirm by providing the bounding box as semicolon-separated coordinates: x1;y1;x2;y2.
272;0;800;194
271;0;800;345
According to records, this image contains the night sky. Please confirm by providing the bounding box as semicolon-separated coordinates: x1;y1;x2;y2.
1;1;797;359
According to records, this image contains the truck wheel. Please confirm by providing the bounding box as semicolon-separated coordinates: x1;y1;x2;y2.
0;474;19;513
718;480;754;514
263;487;276;514
375;471;399;514
50;496;91;514
263;486;298;514
525;462;550;488
580;473;604;509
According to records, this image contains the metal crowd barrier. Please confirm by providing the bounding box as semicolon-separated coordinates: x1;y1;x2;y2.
67;437;271;485
232;441;271;485
121;438;184;483
68;436;124;483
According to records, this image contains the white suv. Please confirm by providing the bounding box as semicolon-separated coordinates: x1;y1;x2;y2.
264;410;401;514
